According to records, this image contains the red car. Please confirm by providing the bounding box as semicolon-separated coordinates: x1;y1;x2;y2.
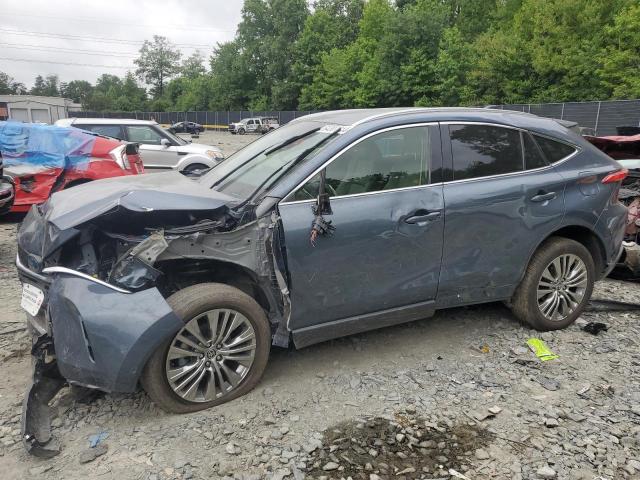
0;121;144;213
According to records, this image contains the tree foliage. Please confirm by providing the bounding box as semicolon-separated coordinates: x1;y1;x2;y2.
0;72;26;95
134;35;182;98
2;0;639;113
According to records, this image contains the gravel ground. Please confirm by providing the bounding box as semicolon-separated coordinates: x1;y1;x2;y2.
0;131;639;479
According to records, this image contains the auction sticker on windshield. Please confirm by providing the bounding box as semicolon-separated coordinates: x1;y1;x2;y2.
21;283;44;316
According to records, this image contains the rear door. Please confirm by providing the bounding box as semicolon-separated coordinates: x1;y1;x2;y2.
438;123;567;306
278;124;445;331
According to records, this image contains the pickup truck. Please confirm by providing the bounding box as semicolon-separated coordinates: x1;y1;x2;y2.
228;117;279;135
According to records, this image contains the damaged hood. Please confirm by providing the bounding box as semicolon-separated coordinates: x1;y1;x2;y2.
45;171;237;230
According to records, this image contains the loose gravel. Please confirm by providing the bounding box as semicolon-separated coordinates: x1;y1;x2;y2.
0;131;639;479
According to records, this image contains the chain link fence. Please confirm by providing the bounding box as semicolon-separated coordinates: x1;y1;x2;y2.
489;99;640;136
74;99;640;136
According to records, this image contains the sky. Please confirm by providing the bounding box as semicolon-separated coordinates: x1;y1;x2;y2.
0;0;243;89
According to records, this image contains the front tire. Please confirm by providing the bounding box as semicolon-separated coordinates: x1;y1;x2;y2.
511;237;594;330
141;283;271;413
238;128;245;135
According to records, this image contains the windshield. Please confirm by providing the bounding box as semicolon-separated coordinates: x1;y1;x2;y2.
201;121;338;200
161;126;188;145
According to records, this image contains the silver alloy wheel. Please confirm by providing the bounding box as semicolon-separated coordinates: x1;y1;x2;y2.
537;254;588;321
165;308;256;403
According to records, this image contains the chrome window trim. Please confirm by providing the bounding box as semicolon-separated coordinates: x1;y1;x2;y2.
280;122;438;205
42;266;131;294
280;183;441;205
280;120;581;203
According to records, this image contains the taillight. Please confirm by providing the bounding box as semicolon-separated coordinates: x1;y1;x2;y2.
109;145;130;170
602;169;628;184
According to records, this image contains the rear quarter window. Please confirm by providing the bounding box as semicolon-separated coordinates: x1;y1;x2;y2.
523;133;548;170
533;135;577;163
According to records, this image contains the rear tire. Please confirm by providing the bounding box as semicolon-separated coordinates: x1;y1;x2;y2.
510;237;594;330
141;283;271;414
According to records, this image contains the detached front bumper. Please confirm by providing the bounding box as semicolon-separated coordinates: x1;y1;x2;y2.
16;256;183;457
16;255;183;393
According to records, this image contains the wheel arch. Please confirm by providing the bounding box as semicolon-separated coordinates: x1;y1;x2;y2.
155;257;275;317
175;154;216;172
522;225;607;283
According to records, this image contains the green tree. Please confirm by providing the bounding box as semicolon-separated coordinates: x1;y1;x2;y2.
181;51;207;78
294;0;365;108
135;35;182;98
209;41;253;110
430;27;474;106
30;75;46;95
599;2;640;99
234;0;309;109
60;80;93;103
0;72;26;95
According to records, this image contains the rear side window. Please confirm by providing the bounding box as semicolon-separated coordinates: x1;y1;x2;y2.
523;133;548;170
449;124;522;180
80;124;123;140
533;135;576;163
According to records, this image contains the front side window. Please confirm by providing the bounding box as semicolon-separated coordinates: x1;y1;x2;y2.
450;124;523;180
534;135;577;163
126;126;165;145
292;126;432;201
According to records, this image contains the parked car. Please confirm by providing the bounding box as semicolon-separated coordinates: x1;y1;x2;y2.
585;133;640;278
170;121;205;135
228;117;279;135
55;118;224;174
0;151;15;215
17;108;628;457
0;121;143;213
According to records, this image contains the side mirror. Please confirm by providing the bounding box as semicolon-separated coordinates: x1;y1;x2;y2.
314;170;332;215
160;138;171;148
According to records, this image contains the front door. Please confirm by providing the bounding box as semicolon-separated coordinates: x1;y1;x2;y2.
278;124;445;330
125;125;178;170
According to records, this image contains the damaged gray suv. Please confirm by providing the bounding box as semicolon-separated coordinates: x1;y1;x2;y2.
17;108;628;456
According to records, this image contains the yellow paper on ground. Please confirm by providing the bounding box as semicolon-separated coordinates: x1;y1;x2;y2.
526;338;559;361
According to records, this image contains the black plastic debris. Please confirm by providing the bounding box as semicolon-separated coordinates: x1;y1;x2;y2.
309;215;335;246
582;322;609;335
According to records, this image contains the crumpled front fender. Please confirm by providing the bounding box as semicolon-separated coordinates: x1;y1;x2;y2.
47;274;183;392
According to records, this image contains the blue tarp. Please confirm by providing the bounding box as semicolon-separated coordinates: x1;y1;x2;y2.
0;121;96;172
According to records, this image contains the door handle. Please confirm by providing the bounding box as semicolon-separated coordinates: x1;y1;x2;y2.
405;212;441;224
530;191;557;203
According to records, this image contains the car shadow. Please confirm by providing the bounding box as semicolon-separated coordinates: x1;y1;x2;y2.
262;301;520;385
0;212;26;224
